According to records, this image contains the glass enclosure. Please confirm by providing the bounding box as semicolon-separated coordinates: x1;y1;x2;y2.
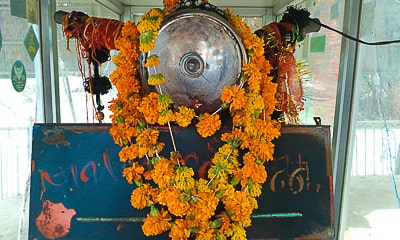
1;0;399;239
340;0;400;239
295;0;344;127
0;0;39;239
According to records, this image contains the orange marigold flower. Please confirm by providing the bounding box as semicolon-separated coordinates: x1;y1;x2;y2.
130;183;158;209
136;128;159;148
195;228;215;240
156;186;174;205
142;207;171;236
215;212;232;236
122;161;145;184
239;155;267;185
243;33;265;58
152;158;175;188
221;85;237;103
175;106;195;127
229;88;247;112
221;85;247;112
223;191;253;222
163;0;180;10
190;191;219;221
243;63;262;93
138;92;161;124
136;128;161;158
165;188;190;217
169;219;191;240
249;139;275;162
196;113;221;138
119;144;139;162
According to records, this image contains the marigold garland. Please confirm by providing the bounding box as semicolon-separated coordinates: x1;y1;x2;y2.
109;1;281;239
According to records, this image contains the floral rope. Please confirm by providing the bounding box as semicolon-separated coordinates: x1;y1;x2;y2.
109;2;281;239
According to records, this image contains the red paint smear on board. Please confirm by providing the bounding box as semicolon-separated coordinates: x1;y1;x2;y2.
35;200;76;239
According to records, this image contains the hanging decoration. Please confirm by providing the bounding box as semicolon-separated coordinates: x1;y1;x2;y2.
108;1;280;239
55;10;124;122
255;6;320;124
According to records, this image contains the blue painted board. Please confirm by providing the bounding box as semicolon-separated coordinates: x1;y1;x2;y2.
29;124;334;239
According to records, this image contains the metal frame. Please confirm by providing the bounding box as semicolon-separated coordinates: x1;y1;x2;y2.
39;0;61;123
332;0;362;239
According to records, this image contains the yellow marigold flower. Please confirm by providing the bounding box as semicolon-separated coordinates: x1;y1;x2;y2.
152;158;175;188
140;41;157;53
142;207;171;236
139;30;158;53
196;113;221;138
145;54;161;67
158;110;175;125
137;19;160;33
157;94;172;111
248;182;263;198
130;183;157;209
246;93;265;117
122;162;145;184
144;8;165;20
231;222;247;240
194;178;211;193
169;219;191;240
175;106;195;127
148;73;166;85
174;167;195;191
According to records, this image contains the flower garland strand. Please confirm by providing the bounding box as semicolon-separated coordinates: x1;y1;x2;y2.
109;1;281;239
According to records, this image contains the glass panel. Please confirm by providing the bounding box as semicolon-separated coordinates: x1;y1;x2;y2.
295;0;345;127
0;0;40;239
342;1;400;239
242;16;263;33
55;2;120;123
